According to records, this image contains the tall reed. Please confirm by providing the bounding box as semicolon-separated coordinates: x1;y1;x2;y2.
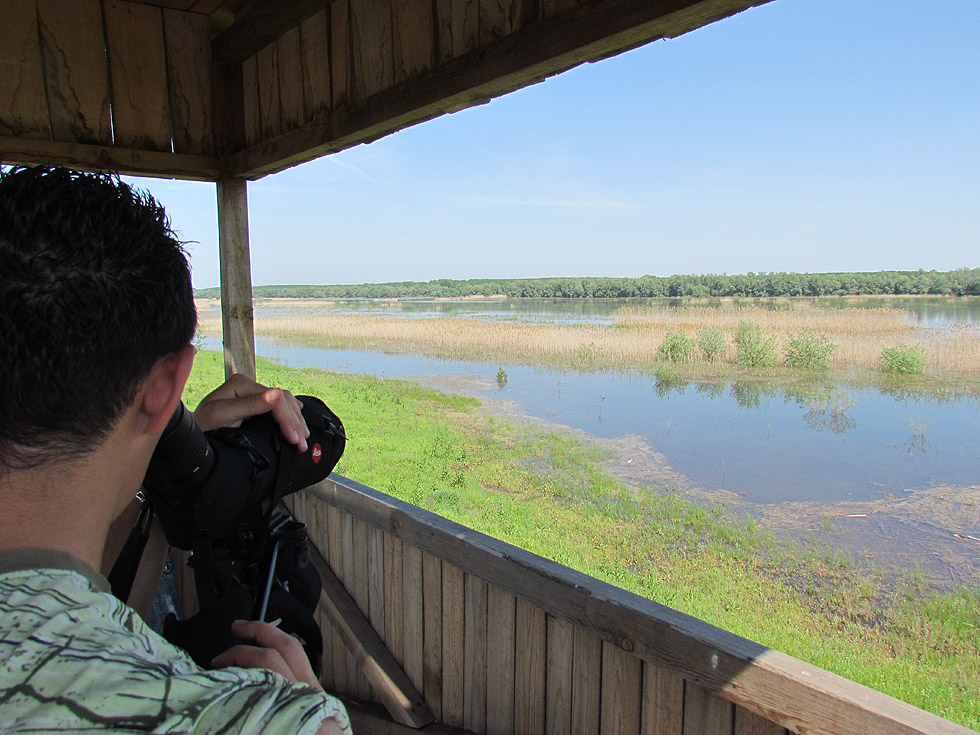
196;301;980;377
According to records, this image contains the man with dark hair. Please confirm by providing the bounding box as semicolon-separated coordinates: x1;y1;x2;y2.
0;166;350;734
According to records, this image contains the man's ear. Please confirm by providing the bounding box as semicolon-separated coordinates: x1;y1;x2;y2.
140;344;197;436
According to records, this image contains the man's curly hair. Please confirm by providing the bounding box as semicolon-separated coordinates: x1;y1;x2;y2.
0;166;197;472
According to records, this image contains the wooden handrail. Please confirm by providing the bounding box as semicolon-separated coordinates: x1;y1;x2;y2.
302;474;972;735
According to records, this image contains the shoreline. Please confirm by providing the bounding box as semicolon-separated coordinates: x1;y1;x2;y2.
409;371;980;594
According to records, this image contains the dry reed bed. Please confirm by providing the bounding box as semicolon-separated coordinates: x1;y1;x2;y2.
197;304;980;375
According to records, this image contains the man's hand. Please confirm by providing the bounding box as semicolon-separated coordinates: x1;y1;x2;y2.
193;374;310;452
212;620;348;735
211;619;320;688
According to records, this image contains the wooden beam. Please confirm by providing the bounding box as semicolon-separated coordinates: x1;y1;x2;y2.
0;136;220;180
211;0;334;63
304;475;974;735
216;177;256;380
225;0;774;178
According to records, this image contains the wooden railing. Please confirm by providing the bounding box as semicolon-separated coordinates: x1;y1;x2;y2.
286;474;972;735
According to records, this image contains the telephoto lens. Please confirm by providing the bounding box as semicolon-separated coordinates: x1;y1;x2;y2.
144;401;215;508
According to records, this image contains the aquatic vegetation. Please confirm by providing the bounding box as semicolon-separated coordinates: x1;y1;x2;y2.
656;330;695;362
785;328;837;370
697;326;726;362
881;342;928;374
735;321;779;367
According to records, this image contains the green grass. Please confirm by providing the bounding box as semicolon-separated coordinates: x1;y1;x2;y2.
187;350;980;729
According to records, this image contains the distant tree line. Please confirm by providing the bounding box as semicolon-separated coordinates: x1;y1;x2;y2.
195;268;980;300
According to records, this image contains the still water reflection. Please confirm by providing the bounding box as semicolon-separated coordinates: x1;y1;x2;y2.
237;336;980;507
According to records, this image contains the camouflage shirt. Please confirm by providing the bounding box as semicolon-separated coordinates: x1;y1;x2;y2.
0;549;351;734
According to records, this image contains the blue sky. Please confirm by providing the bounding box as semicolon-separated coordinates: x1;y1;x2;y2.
132;0;980;289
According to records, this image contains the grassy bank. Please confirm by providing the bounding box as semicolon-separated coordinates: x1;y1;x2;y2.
196;301;980;391
186;350;979;728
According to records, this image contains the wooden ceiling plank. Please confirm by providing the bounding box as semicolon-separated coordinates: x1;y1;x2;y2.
105;0;172;151
277;26;305;132
300;9;332;123
541;0;579;18
479;0;529;46
330;0;352;110
0;0;50;140
351;0;395;103
37;0;112;145
436;0;479;63
163;8;215;155
393;0;435;84
256;41;283;140
211;0;334;64
210;58;244;156
241;54;261;147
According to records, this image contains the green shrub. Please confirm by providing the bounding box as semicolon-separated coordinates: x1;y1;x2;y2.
734;321;778;367
697;327;726;362
881;343;927;374
785;328;836;370
657;330;695;363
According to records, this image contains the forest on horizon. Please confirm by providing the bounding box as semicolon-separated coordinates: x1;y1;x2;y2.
195;268;980;300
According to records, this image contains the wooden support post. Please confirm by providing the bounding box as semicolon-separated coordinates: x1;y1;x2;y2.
216;177;256;380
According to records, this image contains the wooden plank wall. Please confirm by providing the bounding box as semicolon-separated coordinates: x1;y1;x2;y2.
0;0;215;158
286;490;789;735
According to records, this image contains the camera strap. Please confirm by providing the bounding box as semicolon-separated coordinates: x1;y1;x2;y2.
107;498;154;604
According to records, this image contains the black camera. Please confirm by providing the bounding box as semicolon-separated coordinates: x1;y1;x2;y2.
139;395;345;670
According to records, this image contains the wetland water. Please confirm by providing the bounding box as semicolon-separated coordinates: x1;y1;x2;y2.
248;294;980;327
201;297;980;586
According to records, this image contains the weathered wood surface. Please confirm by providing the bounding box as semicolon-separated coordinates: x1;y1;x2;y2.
105;0;171;151
2;1;220;173
463;573;488;733
299;474;972;735
164;8;215;155
211;0;334;64
441;563;466;729
514;599;547;735
486;586;516;735
299;10;332;123
37;0;112;146
0;0;49;139
0;136;220;180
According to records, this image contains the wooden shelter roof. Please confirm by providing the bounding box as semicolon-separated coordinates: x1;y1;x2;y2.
1;0;772;182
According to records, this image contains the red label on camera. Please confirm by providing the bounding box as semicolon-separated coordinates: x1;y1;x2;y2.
312;444;322;463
